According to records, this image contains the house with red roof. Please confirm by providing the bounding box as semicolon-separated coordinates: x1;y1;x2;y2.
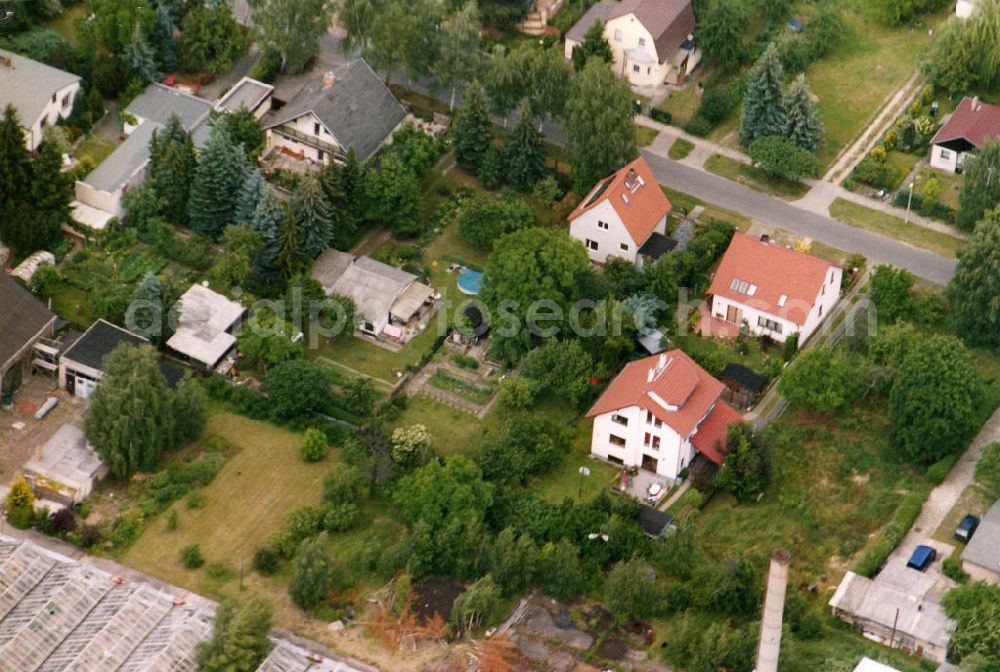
930;97;1000;173
564;0;700;86
706;232;842;346
568;156;674;267
586;350;743;481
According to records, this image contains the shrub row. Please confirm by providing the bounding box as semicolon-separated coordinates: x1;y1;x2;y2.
891;190;956;223
853;490;927;577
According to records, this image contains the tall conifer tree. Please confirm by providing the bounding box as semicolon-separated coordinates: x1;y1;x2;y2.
739;42;787;147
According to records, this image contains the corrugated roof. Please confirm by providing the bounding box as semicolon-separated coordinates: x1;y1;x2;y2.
327;256;416;324
264;59;407;162
606;0;695;63
0;272;56;368
0;49;80;130
707;232;837;327
567;156;672;246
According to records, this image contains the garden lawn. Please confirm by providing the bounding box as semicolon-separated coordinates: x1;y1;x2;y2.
805;8;945;169
915;166;963;210
47;5;85;43
660;187;752;230
635;125;658;148
121;412;328;597
668;138;695;160
674;332;775;378
388;394;484;458
312;324;444;383
75;132;117;166
829;198;965;258
48;281;92;328
704;154;809;201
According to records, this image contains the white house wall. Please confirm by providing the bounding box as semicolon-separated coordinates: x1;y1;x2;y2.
25;81;80;151
570;200;640;265
710;266;842;345
604;15;671;87
930;144;961;173
590;405;694;480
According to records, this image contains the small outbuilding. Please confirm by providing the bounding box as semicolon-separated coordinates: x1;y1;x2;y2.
930;97;1000;173
23;424;108;505
719;363;769;409
59;319;148;399
166;285;245;370
0;272;57;398
852;658;901;672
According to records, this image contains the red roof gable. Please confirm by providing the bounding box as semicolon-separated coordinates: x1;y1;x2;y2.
706;233;837;327
567;156;672;246
932;97;1000;149
690;401;744;466
586;349;725;439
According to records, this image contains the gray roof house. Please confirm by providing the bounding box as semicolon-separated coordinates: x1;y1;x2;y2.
0;48;81;150
23;424;108;505
311;249;435;338
264;59;408;164
961;500;1000;584
0;272;57;397
74;83;218;228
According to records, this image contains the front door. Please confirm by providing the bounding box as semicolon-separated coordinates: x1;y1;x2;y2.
641;454;658;473
726;306;740;323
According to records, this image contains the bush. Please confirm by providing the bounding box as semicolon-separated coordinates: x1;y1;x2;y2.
682;117;714;137
50;508;77;535
926;454;959;485
782;333;799;361
266;530;299;558
181;544;205;569
322;502;359;532
253;547;280;575
206;562;234;581
943;556;968;583
699;87;737;125
649;108;673;125
300;428;328;462
851;156;896;190
451;354;479;369
287;505;326;542
854;491;926;577
249;48;281;83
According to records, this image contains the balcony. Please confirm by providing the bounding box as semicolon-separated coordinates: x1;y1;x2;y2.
272;125;341;157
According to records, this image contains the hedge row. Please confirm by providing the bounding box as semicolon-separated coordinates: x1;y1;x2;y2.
853;490;928;578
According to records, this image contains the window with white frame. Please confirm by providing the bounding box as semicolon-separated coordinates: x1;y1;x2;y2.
757;316;783;334
609;434;627;447
598;221;609;230
611;413;629;426
614;29;623;41
586;239;599;251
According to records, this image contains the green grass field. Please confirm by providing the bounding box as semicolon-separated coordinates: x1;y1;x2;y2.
829;198;965;258
806;7;945;169
48;281;92;328
914;166;963;210
636;125;659;148
47;5;85;43
75;132;117;166
668;138;695;160
388;395;485;457
704;154;810;201
122;413;328;595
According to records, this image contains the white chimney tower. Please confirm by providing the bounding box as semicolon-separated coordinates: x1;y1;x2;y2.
755;549;791;672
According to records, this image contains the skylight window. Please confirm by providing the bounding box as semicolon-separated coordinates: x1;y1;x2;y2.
730;278;740;291
778;294;788;307
748;284;757;296
738;281;749;294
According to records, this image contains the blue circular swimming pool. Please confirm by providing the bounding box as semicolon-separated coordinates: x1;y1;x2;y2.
457;270;483;295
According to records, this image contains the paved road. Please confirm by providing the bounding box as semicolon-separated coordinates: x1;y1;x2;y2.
641;151;957;285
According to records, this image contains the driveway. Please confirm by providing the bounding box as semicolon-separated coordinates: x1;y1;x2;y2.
640;150;957;285
886;403;1000;601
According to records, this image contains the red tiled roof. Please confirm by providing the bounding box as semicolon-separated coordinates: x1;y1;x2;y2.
606;0;696;63
931;97;1000;149
567;156;672;246
706;232;837;327
586;349;725;439
690;401;744;466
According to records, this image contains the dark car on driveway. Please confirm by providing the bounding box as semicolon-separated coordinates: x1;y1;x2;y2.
955;515;981;543
907;545;938;571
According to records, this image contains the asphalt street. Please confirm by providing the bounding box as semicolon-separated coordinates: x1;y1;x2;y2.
641;151;957;284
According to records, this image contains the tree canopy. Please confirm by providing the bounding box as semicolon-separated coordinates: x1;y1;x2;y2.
250;0;331;74
950;210;1000;347
957;140;1000;231
740;43;787;147
890;334;983;464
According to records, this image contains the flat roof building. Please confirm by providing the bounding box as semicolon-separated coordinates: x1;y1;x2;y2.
166;285;245;370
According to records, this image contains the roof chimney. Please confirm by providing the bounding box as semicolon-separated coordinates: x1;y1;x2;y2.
323;70;337;88
760;233;770;244
756;549;791;672
974;96;982;112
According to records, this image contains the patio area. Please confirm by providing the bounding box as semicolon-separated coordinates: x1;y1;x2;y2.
611;466;674;507
695;304;741;340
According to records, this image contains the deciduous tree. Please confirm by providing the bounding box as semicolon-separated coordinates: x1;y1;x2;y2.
564;58;637;195
957;139;1000;230
288;533;334;610
196;598;274;672
265;359;330;420
436;0;483;110
571;19;612;71
250;0;332;74
700;0;747;69
714;423;770;503
949;209;1000;347
890;334;983;464
748;135;821;180
605;559;658;625
870;264;915;325
778;347;862;413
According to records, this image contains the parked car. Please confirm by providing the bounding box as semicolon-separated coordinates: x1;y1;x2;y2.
955;515;981;543
907;545;938;572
